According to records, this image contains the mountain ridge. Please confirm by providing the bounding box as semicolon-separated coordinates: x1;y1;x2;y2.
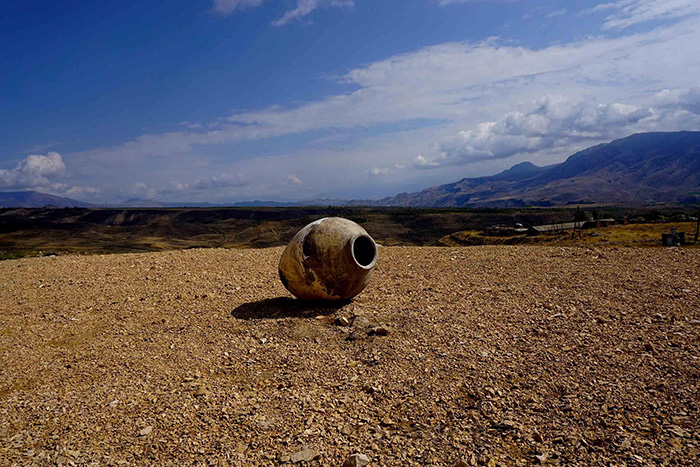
363;131;700;207
0;191;95;208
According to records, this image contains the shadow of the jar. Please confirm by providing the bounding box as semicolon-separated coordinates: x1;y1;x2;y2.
231;297;351;320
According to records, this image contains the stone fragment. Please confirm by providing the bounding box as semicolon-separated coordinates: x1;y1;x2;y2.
336;316;350;327
139;426;153;437
351;315;371;328
491;420;518;431
368;325;389;336
290;447;320;463
668;425;689;437
342;453;369;467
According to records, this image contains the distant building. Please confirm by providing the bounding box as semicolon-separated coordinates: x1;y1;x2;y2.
526;218;616;236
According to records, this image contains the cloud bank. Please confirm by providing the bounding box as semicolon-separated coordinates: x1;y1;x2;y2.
415;96;654;168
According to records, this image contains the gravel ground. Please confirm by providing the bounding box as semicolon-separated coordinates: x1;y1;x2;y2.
1;246;699;466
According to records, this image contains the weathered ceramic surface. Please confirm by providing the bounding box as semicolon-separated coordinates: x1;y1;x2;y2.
278;217;378;300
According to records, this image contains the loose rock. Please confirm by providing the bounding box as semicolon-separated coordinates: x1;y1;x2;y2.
368;325;389;336
290;447;320;463
342;453;369;467
336;316;350;327
351;315;371;328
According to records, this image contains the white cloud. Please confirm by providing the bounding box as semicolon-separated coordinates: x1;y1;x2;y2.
287;174;302;184
414;95;654;168
591;0;700;29
546;9;567;18
213;0;353;26
436;0;512;5
65;186;101;196
0;152;67;189
653;87;700;115
272;0;353;27
164;174;248;193
213;0;264;15
366;167;389;176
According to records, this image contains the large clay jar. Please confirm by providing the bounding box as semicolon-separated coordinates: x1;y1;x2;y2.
279;217;378;300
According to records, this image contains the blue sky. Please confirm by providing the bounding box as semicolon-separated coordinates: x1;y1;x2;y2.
2;0;700;203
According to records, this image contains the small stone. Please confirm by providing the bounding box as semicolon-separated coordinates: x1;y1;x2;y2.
534;453;548;464
351;315;371;328
108;399;119;408
139;426;153;437
336;317;351;327
342;453;370;467
368;325;389;336
491;420;518;431
690;319;700;325
643;343;654;352
532;432;543;443
346;332;359;342
453;460;469;467
379;417;394;427
668;425;689;437
290;447;320;463
668;437;683;451
193;386;208;398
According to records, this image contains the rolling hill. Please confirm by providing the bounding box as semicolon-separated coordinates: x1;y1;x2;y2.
370;131;700;207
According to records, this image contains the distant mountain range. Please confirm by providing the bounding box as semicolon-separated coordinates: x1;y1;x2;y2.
0;191;95;208
362;131;700;207
2;132;699;208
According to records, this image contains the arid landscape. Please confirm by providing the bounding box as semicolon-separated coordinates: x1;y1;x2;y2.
1;245;699;465
5;1;700;465
2;205;699;260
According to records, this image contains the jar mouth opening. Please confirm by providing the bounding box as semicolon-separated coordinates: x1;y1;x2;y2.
351;234;377;269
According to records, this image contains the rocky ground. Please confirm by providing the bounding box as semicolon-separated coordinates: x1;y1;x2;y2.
1;246;699;466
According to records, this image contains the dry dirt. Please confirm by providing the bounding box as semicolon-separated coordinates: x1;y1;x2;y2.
1;246;699;466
